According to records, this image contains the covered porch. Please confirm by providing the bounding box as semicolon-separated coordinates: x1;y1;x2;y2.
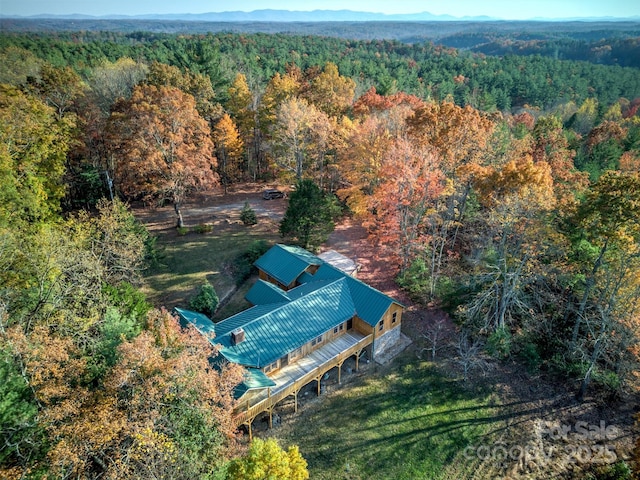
234;330;372;438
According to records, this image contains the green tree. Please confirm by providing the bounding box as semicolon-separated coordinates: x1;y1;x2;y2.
240;202;258;226
189;283;219;317
0;46;43;86
280;179;341;251
0;342;43;474
0;85;70;227
226;438;309;480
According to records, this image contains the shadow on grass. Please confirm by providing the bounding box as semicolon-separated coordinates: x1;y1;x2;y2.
270;352;570;480
143;222;281;310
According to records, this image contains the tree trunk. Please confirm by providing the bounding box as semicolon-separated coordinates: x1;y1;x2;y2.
175;202;184;228
576;335;603;402
571;240;608;346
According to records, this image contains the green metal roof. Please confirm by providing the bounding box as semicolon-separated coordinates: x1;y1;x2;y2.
173;308;273;399
245;279;291;305
174;307;216;339
215;278;356;368
177;245;403;385
310;263;403;327
215;303;288;338
233;368;276;399
254;244;322;286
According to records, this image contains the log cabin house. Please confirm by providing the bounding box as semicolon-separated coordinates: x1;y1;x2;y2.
175;244;404;438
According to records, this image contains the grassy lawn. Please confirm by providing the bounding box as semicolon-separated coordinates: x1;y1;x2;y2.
142;222;281;312
268;352;504;480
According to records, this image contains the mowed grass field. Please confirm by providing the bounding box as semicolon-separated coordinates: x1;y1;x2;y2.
267;352;503;480
138;200;283;313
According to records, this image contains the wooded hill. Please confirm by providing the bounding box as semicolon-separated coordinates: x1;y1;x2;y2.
1;26;640;479
2;18;640;68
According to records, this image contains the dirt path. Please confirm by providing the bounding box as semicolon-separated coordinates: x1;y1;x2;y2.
133;183;288;234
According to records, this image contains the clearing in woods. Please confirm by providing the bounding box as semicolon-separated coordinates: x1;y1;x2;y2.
136;184;638;480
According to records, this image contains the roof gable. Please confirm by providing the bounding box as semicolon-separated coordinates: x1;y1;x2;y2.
254;243;322;286
309;263;401;327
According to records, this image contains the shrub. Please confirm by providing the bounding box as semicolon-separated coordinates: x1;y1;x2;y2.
240;201;258;226
176;226;189;236
193;223;213;234
518;340;542;373
486;326;512;359
584;461;632;480
226;438;309;480
189;283;219;316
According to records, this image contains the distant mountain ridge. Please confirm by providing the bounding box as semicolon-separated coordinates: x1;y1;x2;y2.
5;9;639;22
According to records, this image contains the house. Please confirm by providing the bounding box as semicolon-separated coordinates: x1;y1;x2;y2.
175;244;404;438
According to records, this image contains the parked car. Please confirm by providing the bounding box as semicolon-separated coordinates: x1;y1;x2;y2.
262;188;285;200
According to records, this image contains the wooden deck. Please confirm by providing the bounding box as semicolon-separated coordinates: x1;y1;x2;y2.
234;331;372;432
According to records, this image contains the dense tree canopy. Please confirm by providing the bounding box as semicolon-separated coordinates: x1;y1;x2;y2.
1;24;640;478
280;179;342;251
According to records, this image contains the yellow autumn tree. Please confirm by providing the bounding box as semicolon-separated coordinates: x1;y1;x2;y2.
304;62;355;118
213;113;245;193
226;438;309;480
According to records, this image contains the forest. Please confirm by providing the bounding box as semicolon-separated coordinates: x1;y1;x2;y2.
1;27;640;479
2;18;640;68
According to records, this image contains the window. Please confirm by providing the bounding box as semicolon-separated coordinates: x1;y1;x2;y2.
392;312;398;324
378;320;384;332
263;361;278;373
339;323;344;331
311;335;323;346
289;347;302;361
333;326;339;334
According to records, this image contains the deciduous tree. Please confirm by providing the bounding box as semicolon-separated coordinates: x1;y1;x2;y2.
108;85;217;228
565;171;640;399
269;97;332;182
88;58;148;115
366;138;446;272
213;113;244;193
226;438;309;480
0;85;70;227
303;62;355;118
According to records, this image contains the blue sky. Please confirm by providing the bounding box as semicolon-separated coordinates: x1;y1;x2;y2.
2;0;639;19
